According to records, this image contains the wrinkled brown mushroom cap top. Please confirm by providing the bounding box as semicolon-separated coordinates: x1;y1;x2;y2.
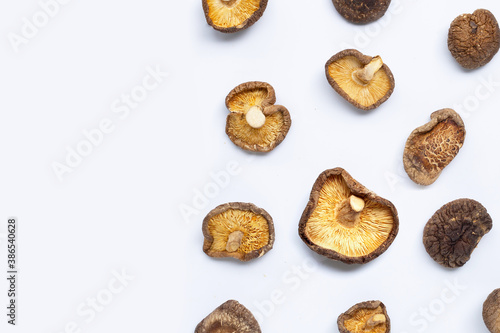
483;289;500;333
202;202;275;261
195;300;262;333
338;300;391;333
325;49;395;111
202;0;268;33
403;108;465;186
423;198;492;268
448;9;500;69
333;0;391;24
299;168;399;264
225;81;291;152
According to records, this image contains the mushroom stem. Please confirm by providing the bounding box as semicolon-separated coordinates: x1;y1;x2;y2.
350;195;365;212
337;195;365;228
245;106;266;129
364;314;386;329
226;230;244;252
353;56;384;85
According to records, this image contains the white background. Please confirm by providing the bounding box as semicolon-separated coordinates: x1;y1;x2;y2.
1;0;500;332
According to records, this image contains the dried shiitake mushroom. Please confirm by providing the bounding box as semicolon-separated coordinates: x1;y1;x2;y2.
299;168;398;264
338;300;391;333
403;108;465;186
483;289;500;333
423;198;492;268
333;0;391;24
325;49;395;110
202;0;268;33
448;9;500;69
225;81;291;152
203;202;274;261
195;300;261;333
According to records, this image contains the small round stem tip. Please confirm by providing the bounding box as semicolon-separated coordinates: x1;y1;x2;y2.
353;56;384;84
226;230;244;252
365;314;386;329
246;106;266;129
349;195;365;213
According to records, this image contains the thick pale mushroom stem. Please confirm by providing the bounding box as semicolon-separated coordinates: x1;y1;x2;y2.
337;195;366;228
350;195;365;212
245;106;266;129
364;313;386;329
226;230;244;252
353;56;384;85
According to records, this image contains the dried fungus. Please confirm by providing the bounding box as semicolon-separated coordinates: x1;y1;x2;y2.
423;198;492;268
483;289;500;333
202;0;268;33
333;0;391;24
403;108;465;186
448;9;500;69
299;168;399;264
203;202;274;261
338;300;391;333
325;49;395;110
225;81;291;152
195;300;261;333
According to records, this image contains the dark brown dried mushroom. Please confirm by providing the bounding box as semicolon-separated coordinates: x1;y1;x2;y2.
203;202;274;261
403;108;465;186
195;300;261;333
299;168;399;264
448;9;500;69
225;81;291;152
325;49;395;110
202;0;268;33
483;289;500;333
338;300;390;333
333;0;391;24
423;198;492;268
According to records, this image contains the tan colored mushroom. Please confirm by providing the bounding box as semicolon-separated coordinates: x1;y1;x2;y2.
403;108;465;186
325;49;395;110
195;300;261;333
448;9;500;69
483;289;500;333
203;202;274;261
202;0;268;33
338;300;391;333
299;168;399;264
333;0;391;24
225;81;291;152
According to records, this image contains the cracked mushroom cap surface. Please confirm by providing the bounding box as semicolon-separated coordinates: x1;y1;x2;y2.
325;49;395;110
225;81;291;152
423;198;492;268
448;9;500;69
299;168;399;264
483;289;500;333
403;108;465;186
202;0;268;33
333;0;391;24
203;202;275;261
338;300;391;333
195;300;261;333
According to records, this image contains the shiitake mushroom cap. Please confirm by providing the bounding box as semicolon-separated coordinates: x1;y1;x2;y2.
202;0;268;33
448;9;500;69
225;81;291;152
299;168;399;264
403;108;465;186
332;0;391;24
203;202;275;261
